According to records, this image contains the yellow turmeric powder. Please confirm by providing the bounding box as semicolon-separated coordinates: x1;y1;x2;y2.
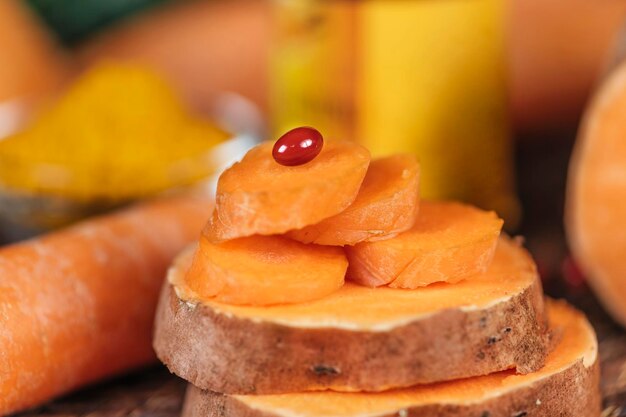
0;63;229;201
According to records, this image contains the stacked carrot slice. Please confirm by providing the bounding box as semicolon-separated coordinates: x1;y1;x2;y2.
153;140;601;416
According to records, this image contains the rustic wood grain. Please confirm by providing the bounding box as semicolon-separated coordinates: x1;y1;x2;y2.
16;367;186;417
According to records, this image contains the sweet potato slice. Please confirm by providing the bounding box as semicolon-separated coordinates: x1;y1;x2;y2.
566;61;626;328
346;201;503;288
206;140;370;241
287;155;420;246
182;300;600;417
182;234;347;306
155;237;549;394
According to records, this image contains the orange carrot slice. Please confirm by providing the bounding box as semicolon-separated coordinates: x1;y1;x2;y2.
183;234;348;306
287;155;420;246
206;140;370;242
346;201;503;288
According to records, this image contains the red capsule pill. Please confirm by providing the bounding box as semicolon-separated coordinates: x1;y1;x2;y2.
272;127;324;166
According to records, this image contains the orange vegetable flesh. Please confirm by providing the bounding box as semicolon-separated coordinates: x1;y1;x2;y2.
346;201;503;288
77;0;271;114
0;0;69;103
183;234;348;306
206;140;370;242
173;237;535;330
566;60;626;328
0;194;210;415
231;300;596;417
288;155;420;246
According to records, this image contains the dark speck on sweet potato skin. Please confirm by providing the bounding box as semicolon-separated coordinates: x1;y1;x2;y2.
311;365;340;376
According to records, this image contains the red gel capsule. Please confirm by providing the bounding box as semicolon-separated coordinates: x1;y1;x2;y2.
272;127;324;166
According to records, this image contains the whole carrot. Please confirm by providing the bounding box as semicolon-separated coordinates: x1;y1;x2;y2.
0;193;210;415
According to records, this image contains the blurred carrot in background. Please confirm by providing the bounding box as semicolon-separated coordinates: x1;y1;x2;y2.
0;0;72;141
508;0;626;136
0;0;70;105
77;0;271;115
0;193;210;415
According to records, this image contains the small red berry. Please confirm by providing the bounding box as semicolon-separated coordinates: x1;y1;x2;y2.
272;127;324;166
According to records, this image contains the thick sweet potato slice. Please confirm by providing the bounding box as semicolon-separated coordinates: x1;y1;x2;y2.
288;155;420;246
206;140;370;242
346;201;503;288
182;234;347;306
566;61;626;328
155;237;549;394
182;300;600;417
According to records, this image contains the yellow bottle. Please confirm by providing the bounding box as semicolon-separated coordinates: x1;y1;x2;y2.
272;0;519;227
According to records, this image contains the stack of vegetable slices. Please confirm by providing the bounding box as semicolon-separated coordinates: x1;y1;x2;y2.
153;139;601;417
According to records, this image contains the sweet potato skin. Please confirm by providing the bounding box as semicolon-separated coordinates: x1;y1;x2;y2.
182;359;600;417
154;274;549;395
